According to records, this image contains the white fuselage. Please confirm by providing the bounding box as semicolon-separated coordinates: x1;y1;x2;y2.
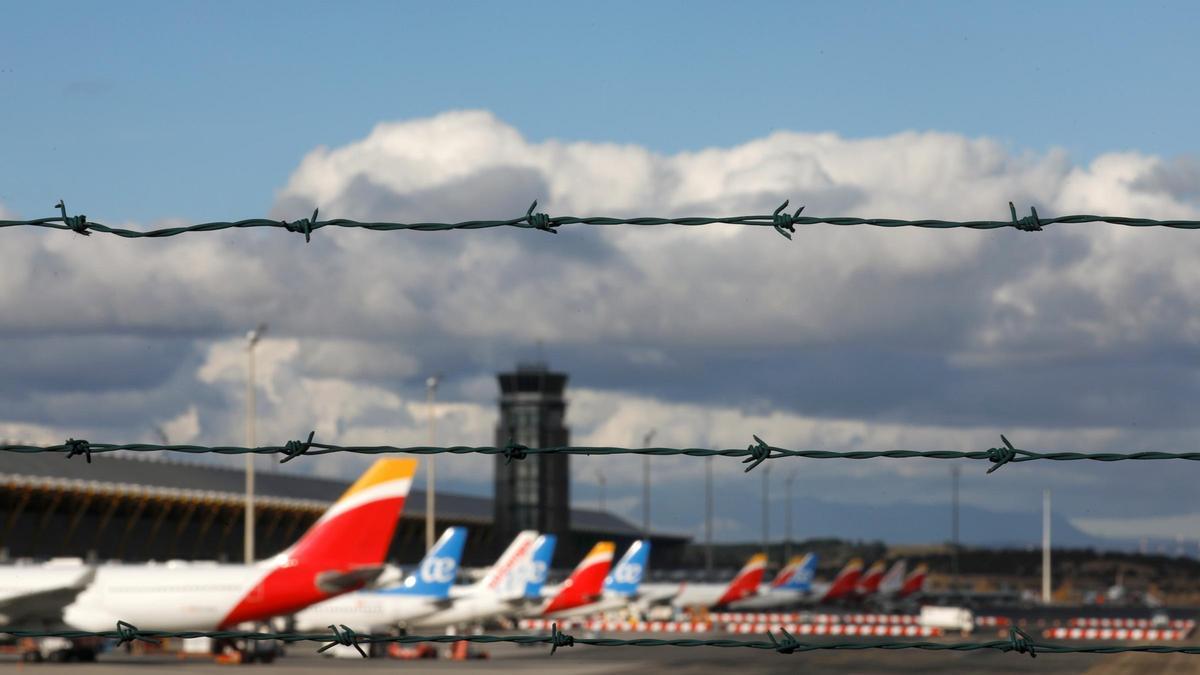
63;564;268;632
640;582;732;609
727;587;804;610
405;588;520;629
538;593;632;619
292;592;445;632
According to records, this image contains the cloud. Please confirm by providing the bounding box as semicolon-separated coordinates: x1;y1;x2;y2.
3;114;1200;542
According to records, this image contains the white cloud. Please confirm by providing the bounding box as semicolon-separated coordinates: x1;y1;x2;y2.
159;405;200;444
6;113;1200;538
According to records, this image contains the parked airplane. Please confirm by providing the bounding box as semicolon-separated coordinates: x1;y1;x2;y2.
59;458;417;632
896;563;928;599
727;553;818;610
854;560;888;597
405;531;546;628
519;534;558;601
537;540;648;619
876;560;908;598
292;526;468;632
809;557;865;603
642;553;767;609
534;542;616;616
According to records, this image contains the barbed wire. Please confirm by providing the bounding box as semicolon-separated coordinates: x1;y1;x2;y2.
5;623;1195;658
5;200;1200;242
6;434;1200;475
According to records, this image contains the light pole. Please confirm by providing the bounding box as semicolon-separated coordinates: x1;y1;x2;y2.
425;375;439;552
1043;489;1052;604
784;470;797;562
705;456;713;575
951;464;960;590
596;469;607;515
762;464;771;562
642;429;655;538
245;323;267;564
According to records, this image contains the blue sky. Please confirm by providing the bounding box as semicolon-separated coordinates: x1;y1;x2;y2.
3;1;1199;222
4;2;1200;546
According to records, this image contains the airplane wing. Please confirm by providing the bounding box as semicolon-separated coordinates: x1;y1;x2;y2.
0;566;96;626
314;565;384;594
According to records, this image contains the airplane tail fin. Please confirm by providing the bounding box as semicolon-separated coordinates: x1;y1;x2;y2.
542;542;615;615
855;560;888;596
898;563;928;598
523;534;558;599
821;558;864;601
479;530;540;599
603;540;650;597
775;552;818;591
382;526;467;598
715;553;767;605
878;559;908;596
282;458;417;572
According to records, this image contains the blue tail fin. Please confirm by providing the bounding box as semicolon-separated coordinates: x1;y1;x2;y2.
522;534;557;599
603;540;650;597
781;552;818;591
381;526;467;598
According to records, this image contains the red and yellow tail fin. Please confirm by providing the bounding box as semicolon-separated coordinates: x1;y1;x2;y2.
287;458;417;570
716;553;767;605
543;542;615;615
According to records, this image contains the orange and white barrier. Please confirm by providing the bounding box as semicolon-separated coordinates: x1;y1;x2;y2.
724;623;941;637
518;619;712;633
1044;627;1190;641
1068;617;1195;630
709;612;919;625
840;614;919;625
710;612;808;623
974;616;1012;627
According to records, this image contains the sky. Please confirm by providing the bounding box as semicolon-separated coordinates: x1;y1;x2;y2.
3;1;1200;547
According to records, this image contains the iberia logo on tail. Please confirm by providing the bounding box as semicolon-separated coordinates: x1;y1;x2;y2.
821;558;864;601
220;458;417;626
715;553;767;605
542;542;615;615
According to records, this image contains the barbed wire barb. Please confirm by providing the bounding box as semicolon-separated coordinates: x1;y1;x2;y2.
318;624;366;658
1007;625;1037;658
115;621;159;647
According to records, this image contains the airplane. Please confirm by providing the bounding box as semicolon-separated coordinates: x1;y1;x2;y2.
59;458;417;632
895;563;928;599
404;531;548;629
291;526;468;632
525;541;616;617
518;534;558;601
876;560;908;598
726;553;818;610
853;560;888;597
536;540;648;619
807;557;865;604
642;553;767;610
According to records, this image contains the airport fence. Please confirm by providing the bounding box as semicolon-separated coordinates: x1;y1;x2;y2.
5;199;1200;660
6;199;1200;241
7;434;1200;475
2;622;1188;658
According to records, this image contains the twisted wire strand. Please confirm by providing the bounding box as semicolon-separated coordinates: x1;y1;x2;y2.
7;436;1200;474
7;200;1200;239
4;627;1199;656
